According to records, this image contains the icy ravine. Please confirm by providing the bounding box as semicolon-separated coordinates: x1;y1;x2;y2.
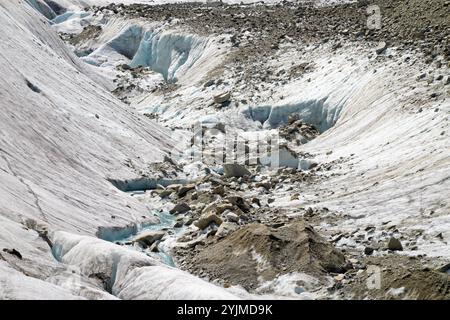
81;17;214;84
0;1;239;299
70;2;450;261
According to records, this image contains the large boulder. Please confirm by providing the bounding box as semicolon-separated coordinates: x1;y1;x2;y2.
177;184;196;197
216;222;238;238
213;91;231;104
169;202;191;215
387;237;403;251
194;211;223;230
223;163;251;178
190;221;351;289
133;231;165;247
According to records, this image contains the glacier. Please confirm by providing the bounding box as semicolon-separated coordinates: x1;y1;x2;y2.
1;0;449;300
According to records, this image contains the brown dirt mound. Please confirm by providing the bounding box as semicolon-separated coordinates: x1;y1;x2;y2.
188;221;351;289
339;255;450;300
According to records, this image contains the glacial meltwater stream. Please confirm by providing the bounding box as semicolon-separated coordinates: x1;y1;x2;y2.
113;192;183;268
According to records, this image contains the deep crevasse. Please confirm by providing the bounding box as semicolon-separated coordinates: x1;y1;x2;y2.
83;20;210;83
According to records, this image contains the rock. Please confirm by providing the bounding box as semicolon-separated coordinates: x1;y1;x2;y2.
149;241;160;253
177;184;195;197
216;222;238;238
287;114;300;124
387;237;403;251
334;274;345;281
195;211;223;230
255;182;271;190
133;231;165;247
251;197;261;207
190;221;350;289
2;248;22;260
203;79;215;87
212;185;225;196
169;202;191;215
226;212;240;223
184;217;195;226
332;42;342;50
364;246;375;255
166;184;183;192
223;163;251;178
375;41;388;54
215;202;235;215
213;91;231;104
174;221;184;228
226;196;251;213
158;189;173;198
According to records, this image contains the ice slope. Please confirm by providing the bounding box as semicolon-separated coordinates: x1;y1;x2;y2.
0;1;185;298
51;231;239;299
269;52;449;258
238;45;450;258
299;58;450;257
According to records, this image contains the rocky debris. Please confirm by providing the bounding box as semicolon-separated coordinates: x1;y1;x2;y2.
338;255;450;300
387;237;403;251
177;184;196;197
212;185;225;196
279;117;320;145
133;230;166;247
180;220;350;289
100;0;450;69
169;202;191;215
215;222;238;238
375;41;388;55
167;184;183;192
203;79;215;87
223;163;251;178
194;210;223;230
364;246;375;255
157;189;174;198
226;196;251;213
173;220;184;228
213;91;231;104
67;25;102;46
225;212;240;223
2;248;23;260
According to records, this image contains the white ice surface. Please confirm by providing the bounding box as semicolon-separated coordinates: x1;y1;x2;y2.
52;231;240;299
0;1;180;299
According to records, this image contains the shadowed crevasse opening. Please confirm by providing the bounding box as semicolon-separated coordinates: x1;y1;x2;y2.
243;96;343;133
108;177;189;192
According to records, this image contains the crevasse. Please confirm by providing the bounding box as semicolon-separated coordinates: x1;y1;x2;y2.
130;31;209;82
85;22;209;83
